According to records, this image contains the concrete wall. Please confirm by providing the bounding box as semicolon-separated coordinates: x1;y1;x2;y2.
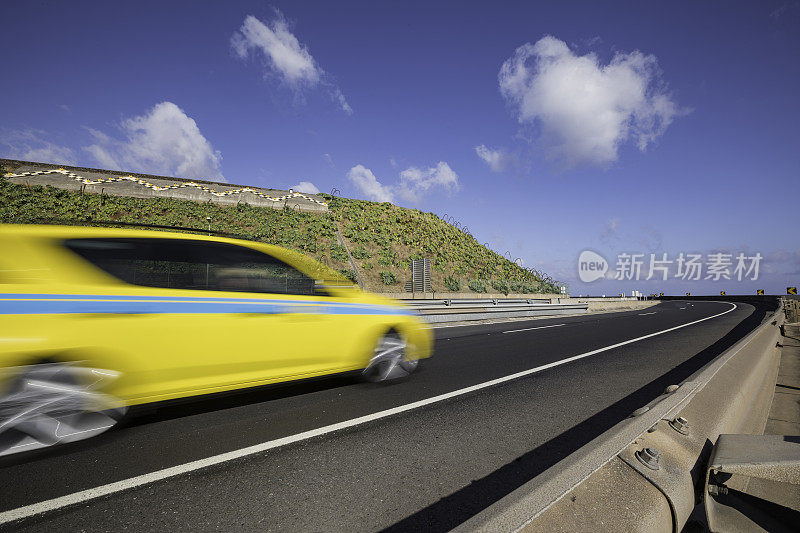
2;159;328;213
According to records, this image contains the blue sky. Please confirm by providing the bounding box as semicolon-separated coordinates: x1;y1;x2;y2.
1;1;798;295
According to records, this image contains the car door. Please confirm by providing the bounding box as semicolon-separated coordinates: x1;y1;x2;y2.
63;237;342;401
196;242;352;385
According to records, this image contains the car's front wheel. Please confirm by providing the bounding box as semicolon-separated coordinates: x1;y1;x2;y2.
361;332;419;382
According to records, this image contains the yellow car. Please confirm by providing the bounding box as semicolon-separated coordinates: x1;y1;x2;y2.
0;224;432;457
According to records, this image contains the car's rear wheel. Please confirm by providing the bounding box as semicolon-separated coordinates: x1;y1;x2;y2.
0;362;127;457
361;332;419;382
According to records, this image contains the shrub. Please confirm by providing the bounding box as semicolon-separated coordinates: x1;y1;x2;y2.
444;275;461;292
377;248;396;266
468;279;488;293
339;269;357;282
373;234;390;248
329;244;349;263
523;281;541;293
299;237;317;254
361;261;373;270
353;231;370;243
492;279;510;295
379;271;397;285
351;245;371;259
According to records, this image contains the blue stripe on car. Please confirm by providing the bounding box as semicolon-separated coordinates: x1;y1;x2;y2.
0;294;408;316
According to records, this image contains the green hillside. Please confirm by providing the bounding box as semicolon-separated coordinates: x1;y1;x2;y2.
0;176;560;294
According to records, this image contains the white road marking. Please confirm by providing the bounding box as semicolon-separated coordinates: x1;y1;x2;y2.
0;302;738;526
638;312;657;316
503;324;566;334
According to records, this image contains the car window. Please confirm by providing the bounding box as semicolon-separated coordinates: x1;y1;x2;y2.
64;238;324;296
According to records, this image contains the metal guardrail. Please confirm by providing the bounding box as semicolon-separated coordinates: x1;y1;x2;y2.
403;298;552;309
455;301;787;532
400;298;589;323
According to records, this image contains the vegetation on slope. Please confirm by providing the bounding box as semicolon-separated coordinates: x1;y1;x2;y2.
326;197;559;293
0;176;560;294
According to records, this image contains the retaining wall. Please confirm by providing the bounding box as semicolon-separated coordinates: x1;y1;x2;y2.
2;159;328;212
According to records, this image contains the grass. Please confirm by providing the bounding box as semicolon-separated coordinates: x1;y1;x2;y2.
0;175;561;294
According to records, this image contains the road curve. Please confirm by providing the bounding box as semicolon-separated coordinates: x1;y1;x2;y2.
0;300;770;531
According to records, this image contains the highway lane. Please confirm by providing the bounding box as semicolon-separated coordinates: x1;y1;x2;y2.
0;300;771;531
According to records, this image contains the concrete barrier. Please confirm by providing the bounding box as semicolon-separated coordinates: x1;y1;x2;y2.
784;295;800;323
455;301;785;532
391;296;656;324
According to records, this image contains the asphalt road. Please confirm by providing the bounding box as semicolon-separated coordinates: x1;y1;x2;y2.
0;300;772;532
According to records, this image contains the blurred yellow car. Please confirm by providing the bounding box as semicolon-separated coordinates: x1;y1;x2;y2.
0;224;432;456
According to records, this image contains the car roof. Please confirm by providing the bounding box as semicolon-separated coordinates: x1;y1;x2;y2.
0;223;290;253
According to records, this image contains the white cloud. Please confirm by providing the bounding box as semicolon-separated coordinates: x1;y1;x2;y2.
475;144;510;172
232;14;352;114
333;88;353;115
1;129;76;165
291;180;320;194
770;2;800;20
346;161;461;204
767;250;800;275
232;14;319;86
347;165;394;203
601;217;621;241
397;162;460;202
84;102;224;181
499;36;680;167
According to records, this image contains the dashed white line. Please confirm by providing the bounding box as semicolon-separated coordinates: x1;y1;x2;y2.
503;324;566;334
0;302;737;526
638;312;657;316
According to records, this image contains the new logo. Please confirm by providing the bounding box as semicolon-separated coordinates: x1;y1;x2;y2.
578;250;608;283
